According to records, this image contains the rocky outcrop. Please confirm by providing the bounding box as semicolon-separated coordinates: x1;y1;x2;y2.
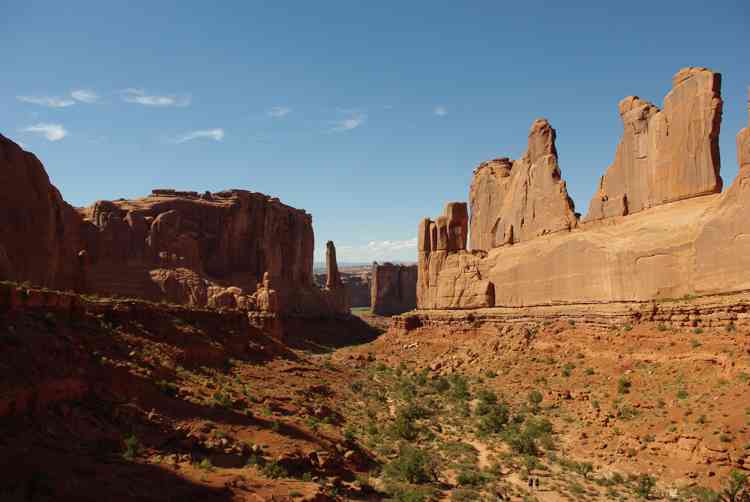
371;263;417;316
314;269;371;308
76;189;324;313
0;138;348;316
585;68;723;222
0;135;84;290
322;241;349;313
469;119;578;251
418;202;495;309
417;69;750;313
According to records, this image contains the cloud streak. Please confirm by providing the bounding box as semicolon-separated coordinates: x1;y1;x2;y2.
434;105;447;117
17;96;75;108
335;237;417;262
23;123;68;141
71;89;100;103
122;88;191;107
267;106;292;118
175;129;225;143
330;112;366;132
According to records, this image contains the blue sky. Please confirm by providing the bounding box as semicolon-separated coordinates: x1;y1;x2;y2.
2;1;749;263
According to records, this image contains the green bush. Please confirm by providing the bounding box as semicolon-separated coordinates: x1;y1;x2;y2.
123;434;141;460
528;390;543;411
391;410;419;440
384;445;438;484
477;403;510;434
635;474;656;499
456;469;487;487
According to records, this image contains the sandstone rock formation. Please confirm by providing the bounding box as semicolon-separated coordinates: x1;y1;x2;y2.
585;67;723;222
0;138;348;317
470;119;578;251
370;262;417;316
417;69;750;313
0;135;84;290
77;189;320;312
418;202;495;309
314;268;371;307
322;241;349;313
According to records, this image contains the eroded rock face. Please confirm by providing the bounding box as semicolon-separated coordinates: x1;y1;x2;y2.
322;241;349;313
77;189;317;311
0;140;348;316
370;263;417;316
0;135;84;290
585;67;723;222
469;119;578;251
418;71;750;311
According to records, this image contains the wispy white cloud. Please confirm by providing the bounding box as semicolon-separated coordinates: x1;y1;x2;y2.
434;105;447;117
330;112;366;132
71;89;100;104
334;237;418;262
175;128;224;143
22;123;68;141
122;88;191;107
17;95;76;108
267;106;292;118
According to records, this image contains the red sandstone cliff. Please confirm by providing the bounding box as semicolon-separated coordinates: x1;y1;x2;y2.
0;135;84;290
370;262;417;316
0;139;347;316
418;68;750;311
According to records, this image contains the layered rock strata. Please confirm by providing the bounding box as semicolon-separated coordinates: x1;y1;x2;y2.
370;262;417;316
0;136;348;316
418;69;750;312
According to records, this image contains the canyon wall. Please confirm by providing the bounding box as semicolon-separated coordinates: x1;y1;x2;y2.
417;68;750;312
0;135;84;290
371;262;417;316
0;137;347;316
585;68;723;221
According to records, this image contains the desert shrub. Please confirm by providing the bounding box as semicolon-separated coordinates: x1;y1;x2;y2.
402;402;430;420
693;327;704;334
475;389;498;416
448;375;470;401
198;458;214;471
575;461;594;479
391;410;419;440
528;390;543;411
635;474;656;499
477;403;510;434
123;434;141;460
212;389;232;408
721;470;749;502
456;469;487;487
261;461;288;479
384;445;438;484
677;388;689;400
617;377;632;394
156;379;179;397
431;376;450;393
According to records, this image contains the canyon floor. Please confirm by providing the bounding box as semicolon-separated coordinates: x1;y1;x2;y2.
2;285;749;501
